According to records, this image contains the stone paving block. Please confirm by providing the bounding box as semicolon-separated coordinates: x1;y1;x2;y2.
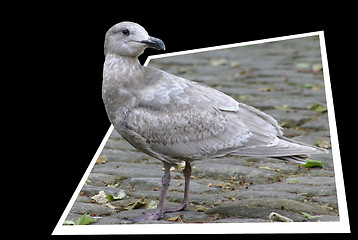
192;162;281;184
250;182;336;197
204;198;337;222
64;36;338;225
71;202;115;216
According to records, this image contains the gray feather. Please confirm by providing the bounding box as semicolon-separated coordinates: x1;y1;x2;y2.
102;22;327;166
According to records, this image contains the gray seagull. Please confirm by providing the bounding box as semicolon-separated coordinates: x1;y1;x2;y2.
102;21;327;222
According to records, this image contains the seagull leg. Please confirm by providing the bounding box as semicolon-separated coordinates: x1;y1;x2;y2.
182;161;191;208
156;161;172;216
163;161;191;213
131;161;171;222
131;162;192;222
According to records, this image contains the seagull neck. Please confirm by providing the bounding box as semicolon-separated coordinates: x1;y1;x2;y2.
106;54;143;70
103;54;145;89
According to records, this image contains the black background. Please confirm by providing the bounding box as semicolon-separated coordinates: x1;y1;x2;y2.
21;3;354;238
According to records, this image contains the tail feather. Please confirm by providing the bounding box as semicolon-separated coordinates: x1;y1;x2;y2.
227;103;328;164
230;136;328;164
273;155;308;164
271;137;328;164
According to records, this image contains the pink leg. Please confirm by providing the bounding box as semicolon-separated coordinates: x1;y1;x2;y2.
132;161;171;222
164;161;191;212
132;161;192;222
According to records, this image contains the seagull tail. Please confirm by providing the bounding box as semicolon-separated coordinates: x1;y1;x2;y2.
227;136;328;164
270;136;328;164
272;155;309;164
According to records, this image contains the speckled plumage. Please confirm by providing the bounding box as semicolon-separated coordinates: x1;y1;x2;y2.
102;39;325;165
102;22;327;221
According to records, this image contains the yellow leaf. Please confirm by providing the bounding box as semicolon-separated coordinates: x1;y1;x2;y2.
168;216;181;222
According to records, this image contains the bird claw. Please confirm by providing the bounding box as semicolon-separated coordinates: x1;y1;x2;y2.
129;211;162;223
163;203;187;213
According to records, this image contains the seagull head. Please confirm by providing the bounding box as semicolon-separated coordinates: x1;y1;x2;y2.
104;21;165;57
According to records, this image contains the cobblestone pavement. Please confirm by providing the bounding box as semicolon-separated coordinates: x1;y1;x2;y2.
66;35;339;224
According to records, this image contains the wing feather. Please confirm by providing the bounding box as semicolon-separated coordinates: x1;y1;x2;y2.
124;67;326;164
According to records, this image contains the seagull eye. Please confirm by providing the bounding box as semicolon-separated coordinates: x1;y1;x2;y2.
121;28;130;36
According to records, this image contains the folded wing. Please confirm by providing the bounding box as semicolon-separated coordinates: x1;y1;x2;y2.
126;67;326;164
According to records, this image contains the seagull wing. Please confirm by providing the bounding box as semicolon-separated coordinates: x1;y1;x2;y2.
125;67;325;164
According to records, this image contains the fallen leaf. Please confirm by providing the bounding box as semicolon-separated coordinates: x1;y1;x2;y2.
269;212;293;222
210;58;227;66
296;62;310;72
178;67;189;74
239;95;249;101
96;156;108;164
74;214;97;225
309;103;327;113
296;62;323;73
177;161;186;169
301;159;323;168
84;179;91;185
63;220;75;225
214;182;231;189
287;178;298;184
239;69;248;75
230;61;241;67
125;197;146;210
168;216;181;222
147;200;158;209
312;63;323;72
258;86;275;92
107;183;120;188
301;83;314;89
315;137;331;148
104;203;117;209
302;212;322;220
91;190;108;204
195;205;208;212
106;190;126;201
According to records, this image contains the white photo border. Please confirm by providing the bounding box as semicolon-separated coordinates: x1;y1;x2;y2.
52;31;350;235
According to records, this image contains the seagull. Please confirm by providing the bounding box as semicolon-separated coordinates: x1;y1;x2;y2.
102;21;327;222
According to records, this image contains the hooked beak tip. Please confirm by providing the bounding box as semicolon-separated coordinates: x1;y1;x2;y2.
140;37;165;51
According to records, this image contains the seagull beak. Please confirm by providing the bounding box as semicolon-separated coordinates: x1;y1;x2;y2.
140;36;165;51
